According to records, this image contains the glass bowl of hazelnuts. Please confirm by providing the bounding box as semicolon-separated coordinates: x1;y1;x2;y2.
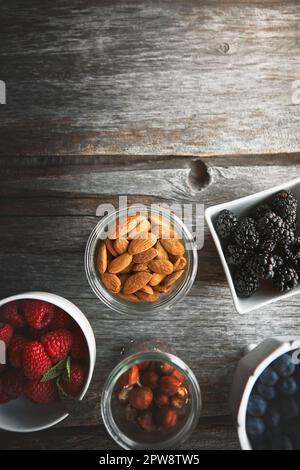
101;339;201;449
85;204;198;315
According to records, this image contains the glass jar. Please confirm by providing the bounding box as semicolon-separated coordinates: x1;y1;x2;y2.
85;204;198;315
101;339;202;450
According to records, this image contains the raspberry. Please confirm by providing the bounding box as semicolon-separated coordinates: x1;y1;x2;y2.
23;300;54;330
70;327;88;360
0;364;6;375
50;307;73;331
0;322;13;346
2;369;23;399
0;378;11;404
25;379;58;404
61;363;85;397
0;301;25;328
8;335;28;368
22;341;52;380
41;329;73;364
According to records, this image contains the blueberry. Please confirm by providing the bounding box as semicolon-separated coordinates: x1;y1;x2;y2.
280;396;299;420
257;382;276;400
277;377;298;396
272;354;295;378
246;416;265;437
247;394;268;417
259;366;279;386
264;408;280;430
270;434;293;450
287;423;300;449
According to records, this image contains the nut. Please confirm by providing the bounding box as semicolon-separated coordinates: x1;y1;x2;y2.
124;404;138;422
108;252;133;274
155;407;178;429
97;242;108;274
157;362;175;376
128;219;151;240
140;285;154;295
159;376;181;396
172;256;187;272
117;292;140;303
117;387;132;404
171;386;189;409
105;238;118;257
149;273;165;286
132;263;150;272
117;365;139;389
123;272;152;294
155;241;169;260
128;232;157;255
160;238;185;256
129;386;153;410
137;411;155;432
148;259;174;275
141;371;159;389
114;237;129;255
160;270;185;289
101;273;121;293
154;392;170;408
172;369;185;382
133;248;158;264
135;291;160;302
108;215;146;239
138;361;152;371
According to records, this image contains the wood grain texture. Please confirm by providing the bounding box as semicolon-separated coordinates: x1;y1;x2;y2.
0;0;299;157
0;155;300;449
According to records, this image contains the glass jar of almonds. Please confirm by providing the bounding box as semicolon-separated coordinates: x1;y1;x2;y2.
85;204;198;315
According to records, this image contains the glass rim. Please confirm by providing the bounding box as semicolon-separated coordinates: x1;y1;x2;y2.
84;204;198;315
100;351;202;450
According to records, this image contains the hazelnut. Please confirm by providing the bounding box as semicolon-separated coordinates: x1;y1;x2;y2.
171;386;189;409
138;361;152;371
124;404;138;422
141;371;159;389
157;362;175;376
159;376;181;396
117;386;132;404
137;411;155;432
129;386;153;410
172;368;185;383
154;392;170;408
117;364;139;389
155;407;178;429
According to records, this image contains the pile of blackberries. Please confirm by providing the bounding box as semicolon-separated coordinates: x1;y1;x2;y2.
246;352;300;450
215;190;300;298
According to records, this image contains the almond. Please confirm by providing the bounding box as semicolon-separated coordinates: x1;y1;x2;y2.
128;219;151;240
105;238;118;257
101;273;121;293
132;263;150;272
119;262;134;274
153;284;172;293
123;272;152;294
108;253;133;274
161;270;185;289
152;224;175;240
108;215;146;239
133;248;158;264
135;291;160;302
148;259;174;275
97;242;107;274
114;237;129;255
160;238;185;256
172;256;187;272
119;273;130;285
155;241;169;260
140;285;154;295
118;292;140;303
128;232;157;255
149;273;165;286
149;213;171;228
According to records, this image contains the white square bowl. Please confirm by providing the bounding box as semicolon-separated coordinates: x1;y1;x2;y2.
205;177;300;314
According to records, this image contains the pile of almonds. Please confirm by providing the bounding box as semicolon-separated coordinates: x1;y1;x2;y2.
97;213;187;303
116;361;190;432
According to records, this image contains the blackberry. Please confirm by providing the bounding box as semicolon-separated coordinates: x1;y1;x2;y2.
284;211;297;231
234;218;259;250
270;190;297;222
281;225;295;245
233;268;259;298
215;210;237;240
257;211;285;242
253;204;270;221
273;266;298;292
273;254;284;269
257;238;276;254
276;242;294;261
250;253;276;280
225;243;252;266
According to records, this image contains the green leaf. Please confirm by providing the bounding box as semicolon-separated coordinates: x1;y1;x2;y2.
41;357;69;382
56;379;97;417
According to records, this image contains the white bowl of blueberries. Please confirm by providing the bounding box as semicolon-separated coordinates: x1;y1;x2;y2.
205;177;300;314
231;337;300;450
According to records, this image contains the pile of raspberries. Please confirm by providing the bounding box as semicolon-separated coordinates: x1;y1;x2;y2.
215;190;300;298
0;300;88;404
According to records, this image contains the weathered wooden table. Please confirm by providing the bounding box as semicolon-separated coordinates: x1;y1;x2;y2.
0;0;299;450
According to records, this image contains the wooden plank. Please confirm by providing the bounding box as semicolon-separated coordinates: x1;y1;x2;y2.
0;0;299;157
0;417;239;450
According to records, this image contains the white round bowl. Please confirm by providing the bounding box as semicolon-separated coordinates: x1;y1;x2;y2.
0;292;96;432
